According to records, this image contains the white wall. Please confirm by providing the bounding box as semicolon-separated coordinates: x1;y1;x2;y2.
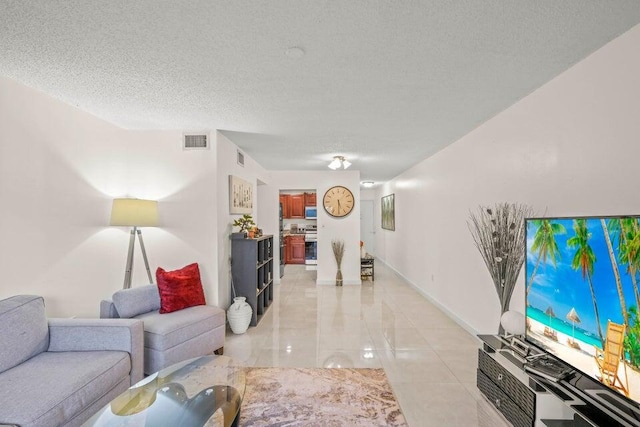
0;75;345;317
215;132;269;309
360;189;376;201
0;76;220;316
376;24;640;334
359;188;377;256
259;171;361;285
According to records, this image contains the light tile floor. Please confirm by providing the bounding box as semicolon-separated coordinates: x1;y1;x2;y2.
225;263;510;427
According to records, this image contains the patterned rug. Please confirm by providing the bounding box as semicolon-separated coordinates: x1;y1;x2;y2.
238;367;407;426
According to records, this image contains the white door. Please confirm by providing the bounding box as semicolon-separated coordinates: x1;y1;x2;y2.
360;200;375;256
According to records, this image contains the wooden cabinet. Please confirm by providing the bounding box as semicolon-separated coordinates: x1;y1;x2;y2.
290;237;305;263
290;194;305;218
280;192;316;218
285;235;305;264
284;236;291;263
279;194;291;218
231;235;274;326
304;192;316;206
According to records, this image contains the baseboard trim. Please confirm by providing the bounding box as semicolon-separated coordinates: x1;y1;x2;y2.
316;279;362;285
377;258;479;337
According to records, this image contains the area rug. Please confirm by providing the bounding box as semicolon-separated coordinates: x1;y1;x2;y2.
238;367;407;426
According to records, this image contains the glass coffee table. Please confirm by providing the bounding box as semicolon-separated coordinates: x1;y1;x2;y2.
85;355;245;427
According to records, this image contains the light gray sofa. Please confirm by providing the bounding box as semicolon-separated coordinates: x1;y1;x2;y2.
100;284;225;376
0;295;143;427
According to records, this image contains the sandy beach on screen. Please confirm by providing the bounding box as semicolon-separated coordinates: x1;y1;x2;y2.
528;318;639;402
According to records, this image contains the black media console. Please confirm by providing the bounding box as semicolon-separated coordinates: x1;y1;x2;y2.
477;335;640;427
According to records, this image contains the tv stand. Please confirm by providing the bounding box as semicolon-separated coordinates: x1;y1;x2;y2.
478;335;574;427
540;416;593;427
477;335;638;427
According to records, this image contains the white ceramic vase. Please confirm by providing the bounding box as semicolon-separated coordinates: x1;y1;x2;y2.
228;297;252;334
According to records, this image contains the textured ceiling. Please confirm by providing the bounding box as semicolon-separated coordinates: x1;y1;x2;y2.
2;1;640;182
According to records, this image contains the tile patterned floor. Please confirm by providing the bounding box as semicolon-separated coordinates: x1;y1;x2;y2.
224;263;510;427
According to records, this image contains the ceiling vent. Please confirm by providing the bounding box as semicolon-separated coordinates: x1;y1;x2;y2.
237;149;245;166
183;133;209;150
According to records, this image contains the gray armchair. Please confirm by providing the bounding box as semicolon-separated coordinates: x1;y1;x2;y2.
100;284;225;375
0;295;143;427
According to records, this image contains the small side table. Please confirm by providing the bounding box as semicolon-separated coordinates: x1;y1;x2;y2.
361;256;374;281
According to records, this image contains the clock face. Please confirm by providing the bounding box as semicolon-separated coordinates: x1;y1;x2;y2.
323;186;355;218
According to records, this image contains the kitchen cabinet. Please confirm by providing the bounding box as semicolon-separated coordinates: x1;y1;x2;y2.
289;194;305;218
284;236;291;263
290;236;306;264
279;194;291;218
304;192;316;206
285;235;305;264
280;192;315;218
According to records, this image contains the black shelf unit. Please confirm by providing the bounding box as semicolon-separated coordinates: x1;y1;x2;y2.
360;257;374;281
231;235;274;326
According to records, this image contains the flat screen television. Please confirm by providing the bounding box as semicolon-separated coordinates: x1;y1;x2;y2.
525;216;640;418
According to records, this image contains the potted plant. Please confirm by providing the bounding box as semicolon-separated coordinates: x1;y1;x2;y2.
232;214;256;239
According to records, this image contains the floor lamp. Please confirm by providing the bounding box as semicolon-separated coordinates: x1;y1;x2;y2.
110;198;159;289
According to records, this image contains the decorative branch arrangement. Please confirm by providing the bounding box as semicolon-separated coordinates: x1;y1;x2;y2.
468;203;533;334
332;239;345;286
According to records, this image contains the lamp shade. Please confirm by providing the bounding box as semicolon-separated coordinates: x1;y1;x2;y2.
328;158;342;170
328;155;351;170
110;198;159;227
500;310;525;336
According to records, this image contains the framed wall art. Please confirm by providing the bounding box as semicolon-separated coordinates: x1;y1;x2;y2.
229;175;253;214
381;194;395;231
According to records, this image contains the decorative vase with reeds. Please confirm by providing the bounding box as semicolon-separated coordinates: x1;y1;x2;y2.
332;239;345;286
467;202;533;334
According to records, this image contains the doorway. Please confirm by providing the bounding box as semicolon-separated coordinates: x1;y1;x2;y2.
360;200;375;256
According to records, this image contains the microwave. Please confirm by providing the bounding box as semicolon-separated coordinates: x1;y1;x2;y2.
305;206;317;219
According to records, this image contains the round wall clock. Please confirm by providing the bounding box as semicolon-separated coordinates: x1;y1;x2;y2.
323;185;355;218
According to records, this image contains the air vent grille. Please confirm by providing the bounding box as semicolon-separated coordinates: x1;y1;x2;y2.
183;133;209;150
237;149;245;166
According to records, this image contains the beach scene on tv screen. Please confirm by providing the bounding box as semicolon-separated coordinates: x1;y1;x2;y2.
526;217;639;402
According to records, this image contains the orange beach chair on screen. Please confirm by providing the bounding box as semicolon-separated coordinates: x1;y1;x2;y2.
594;320;629;397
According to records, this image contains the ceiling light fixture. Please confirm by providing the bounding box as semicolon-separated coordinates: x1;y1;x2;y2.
328;156;351;170
362;181;374;188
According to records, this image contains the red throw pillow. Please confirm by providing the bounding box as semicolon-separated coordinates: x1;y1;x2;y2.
156;263;206;314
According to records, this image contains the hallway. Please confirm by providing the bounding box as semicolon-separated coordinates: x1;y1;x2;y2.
224;262;509;426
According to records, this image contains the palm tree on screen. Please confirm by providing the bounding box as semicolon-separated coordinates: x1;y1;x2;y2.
527;219;566;295
609;218;640;311
567;219;604;348
601;219;629;328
